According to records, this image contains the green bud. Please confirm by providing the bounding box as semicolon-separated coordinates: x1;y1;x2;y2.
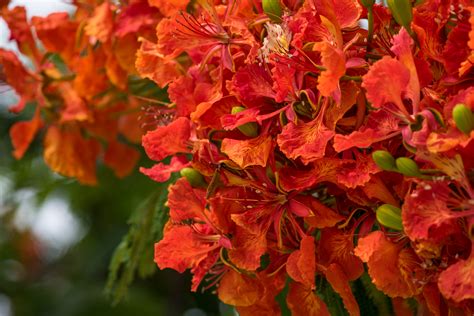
231;106;258;137
360;0;375;8
376;204;403;231
396;157;421;177
387;0;413;30
372;150;397;171
262;0;283;22
452;103;474;135
180;168;206;187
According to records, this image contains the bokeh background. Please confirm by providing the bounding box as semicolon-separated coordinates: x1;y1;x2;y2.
0;1;226;315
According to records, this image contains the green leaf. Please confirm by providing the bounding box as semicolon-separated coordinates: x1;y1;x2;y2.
105;174;177;304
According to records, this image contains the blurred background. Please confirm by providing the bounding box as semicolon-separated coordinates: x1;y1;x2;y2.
0;1;225;315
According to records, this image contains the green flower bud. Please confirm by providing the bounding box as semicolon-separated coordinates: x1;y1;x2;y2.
360;0;375;8
231;106;259;137
376;204;403;231
372;150;397;171
452;103;474;135
262;0;283;22
387;0;413;30
396;157;421;177
180;168;206;187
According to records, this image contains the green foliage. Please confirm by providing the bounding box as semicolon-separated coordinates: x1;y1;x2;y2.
316;276;348;316
358;272;392;315
105;175;177;304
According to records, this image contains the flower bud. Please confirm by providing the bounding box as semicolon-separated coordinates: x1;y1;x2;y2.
452;103;474;135
376;204;403;231
180;167;206;187
396;157;421;177
387;0;413;30
231;106;258;137
372;150;397;171
262;0;283;22
360;0;375;8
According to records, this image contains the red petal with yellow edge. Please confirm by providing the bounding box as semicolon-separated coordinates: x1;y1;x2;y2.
333;110;400;152
148;0;188;17
227;64;275;106
296;195;344;229
402;182;459;242
319;228;363;281
314;0;361;29
135;38;180;88
228;223;269;271
217;270;262;307
167;178;206;222
354;231;417;298
154;224;213;273
391;28;420;109
169;67;222;118
221;134;272;169
10;109;42;159
84;1;113;43
313;42;345;102
438;250;474;303
325;263;360;316
277;114;334;165
103;141;140;178
140;156;190;183
43;126;100;185
279;158;342;192
362;56;410;111
286;235;316;288
271;61;297;103
337;151;379;189
142;117;191;161
286;282;330;316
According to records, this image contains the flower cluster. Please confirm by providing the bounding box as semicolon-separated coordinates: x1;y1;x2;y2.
1;0;164;184
137;0;474;314
2;0;474;314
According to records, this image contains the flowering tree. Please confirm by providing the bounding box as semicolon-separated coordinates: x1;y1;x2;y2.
2;0;474;315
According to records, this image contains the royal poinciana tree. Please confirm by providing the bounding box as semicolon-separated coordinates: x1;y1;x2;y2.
1;0;474;315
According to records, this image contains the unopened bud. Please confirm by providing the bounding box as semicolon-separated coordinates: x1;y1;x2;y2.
180;167;206;187
360;0;375;8
388;0;413;30
376;204;403;231
452;103;474;135
231;106;258;137
396;157;421;177
372;150;397;171
262;0;283;22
